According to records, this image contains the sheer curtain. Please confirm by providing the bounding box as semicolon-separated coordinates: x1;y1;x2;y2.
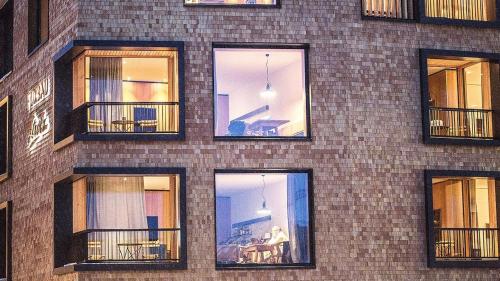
287;173;310;263
86;176;148;259
89;57;123;130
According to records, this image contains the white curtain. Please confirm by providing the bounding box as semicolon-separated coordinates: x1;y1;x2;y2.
86;176;148;260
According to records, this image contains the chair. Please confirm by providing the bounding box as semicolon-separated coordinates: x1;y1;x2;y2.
134;107;157;132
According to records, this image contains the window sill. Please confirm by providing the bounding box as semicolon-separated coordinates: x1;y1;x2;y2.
419;17;500;28
28;39;49;58
216;263;316;270
54;261;187;274
429;260;500;268
0;71;12;84
184;3;280;8
74;132;185;141
214;136;312;142
424;136;499;146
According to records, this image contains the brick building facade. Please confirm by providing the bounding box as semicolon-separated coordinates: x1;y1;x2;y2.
1;0;500;280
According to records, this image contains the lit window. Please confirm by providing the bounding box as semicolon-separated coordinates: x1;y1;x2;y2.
215;170;314;268
213;45;311;139
362;0;416;19
54;168;187;270
424;0;496;22
427;171;500;267
421;50;500;144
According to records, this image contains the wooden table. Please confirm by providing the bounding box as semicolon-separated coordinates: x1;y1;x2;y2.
112;118;136;132
117;243;143;260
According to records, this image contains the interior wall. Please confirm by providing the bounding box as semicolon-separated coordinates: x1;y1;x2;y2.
227;179;289;238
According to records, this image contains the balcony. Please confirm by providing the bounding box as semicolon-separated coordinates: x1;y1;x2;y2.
73;102;179;135
434;228;499;261
71;229;181;263
429;107;493;139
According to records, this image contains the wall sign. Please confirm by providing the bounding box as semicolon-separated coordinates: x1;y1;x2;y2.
27;78;52;153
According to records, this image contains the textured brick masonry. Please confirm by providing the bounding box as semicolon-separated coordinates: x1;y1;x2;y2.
1;0;500;280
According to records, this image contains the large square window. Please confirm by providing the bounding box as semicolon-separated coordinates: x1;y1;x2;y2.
28;0;49;54
54;167;187;272
0;0;13;79
420;49;500;145
0;96;11;182
53;40;185;143
185;0;278;7
215;170;315;269
213;44;311;140
426;170;500;267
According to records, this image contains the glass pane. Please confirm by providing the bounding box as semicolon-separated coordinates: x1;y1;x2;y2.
214;48;308;138
185;0;276;5
215;172;311;266
425;0;496;21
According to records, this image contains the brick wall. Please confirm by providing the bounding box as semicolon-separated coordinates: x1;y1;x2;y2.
1;0;500;280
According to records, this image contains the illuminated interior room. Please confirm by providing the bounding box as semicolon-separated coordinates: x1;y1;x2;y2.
425;0;496;21
213;47;308;138
71;175;181;263
432;176;499;260
362;0;415;19
72;50;180;134
185;0;276;5
427;56;497;139
215;172;312;267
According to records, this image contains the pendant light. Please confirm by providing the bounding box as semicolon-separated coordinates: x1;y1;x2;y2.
257;174;272;215
260;54;276;99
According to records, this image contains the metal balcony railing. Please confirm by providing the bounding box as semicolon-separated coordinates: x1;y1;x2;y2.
73;102;179;134
425;0;496;21
434;228;500;260
71;229;182;263
363;0;416;19
429;107;494;139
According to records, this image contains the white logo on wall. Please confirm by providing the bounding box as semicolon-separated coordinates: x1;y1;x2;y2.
27;78;52;152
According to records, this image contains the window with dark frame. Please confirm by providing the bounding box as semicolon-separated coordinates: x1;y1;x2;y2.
0;201;12;281
214;170;315;269
0;0;13;79
28;0;49;54
362;0;500;26
0;96;11;182
420;49;500;145
53;167;187;271
185;0;278;6
213;44;311;140
426;171;500;267
53;40;185;144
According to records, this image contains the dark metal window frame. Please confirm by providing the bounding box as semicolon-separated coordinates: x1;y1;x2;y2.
184;0;280;8
27;0;50;56
53;167;188;273
213;168;316;270
0;96;12;183
0;201;12;281
360;0;500;27
212;43;312;141
420;48;500;146
0;0;13;80
425;170;500;268
52;40;186;144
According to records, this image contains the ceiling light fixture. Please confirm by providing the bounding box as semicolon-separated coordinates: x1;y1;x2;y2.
257;174;272;216
260;54;276;99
